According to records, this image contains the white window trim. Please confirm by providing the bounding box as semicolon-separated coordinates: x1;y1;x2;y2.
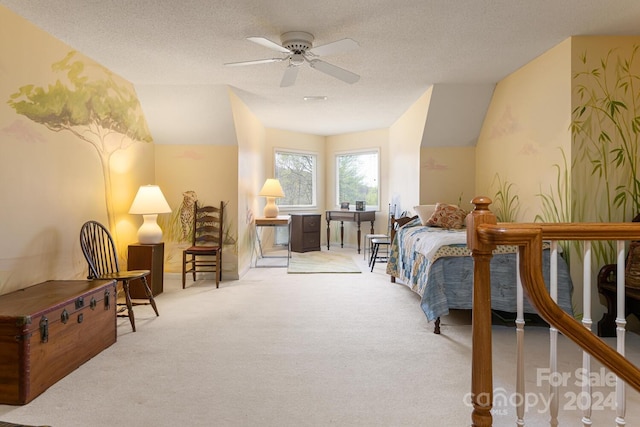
335;148;380;211
274;147;318;211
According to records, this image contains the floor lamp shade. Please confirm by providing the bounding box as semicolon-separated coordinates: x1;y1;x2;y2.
258;179;285;218
129;185;172;244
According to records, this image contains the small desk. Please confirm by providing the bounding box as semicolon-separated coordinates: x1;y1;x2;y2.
326;210;376;254
255;216;291;267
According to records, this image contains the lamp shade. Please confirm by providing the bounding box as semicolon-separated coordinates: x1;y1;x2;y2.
129;185;172;244
258;179;285;198
258;179;285;218
129;185;172;215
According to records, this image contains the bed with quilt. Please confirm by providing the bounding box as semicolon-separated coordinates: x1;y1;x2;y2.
386;204;574;334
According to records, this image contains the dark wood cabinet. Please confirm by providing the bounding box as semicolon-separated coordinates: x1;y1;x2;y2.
127;242;164;298
290;214;321;253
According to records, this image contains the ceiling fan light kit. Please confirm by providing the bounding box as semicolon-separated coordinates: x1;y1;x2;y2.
225;31;360;87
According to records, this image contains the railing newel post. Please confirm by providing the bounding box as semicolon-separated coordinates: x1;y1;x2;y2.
467;196;497;427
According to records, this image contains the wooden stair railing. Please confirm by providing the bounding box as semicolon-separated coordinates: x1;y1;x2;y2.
467;196;640;427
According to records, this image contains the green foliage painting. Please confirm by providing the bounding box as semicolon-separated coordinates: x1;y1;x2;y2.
7;51;152;233
571;45;640;265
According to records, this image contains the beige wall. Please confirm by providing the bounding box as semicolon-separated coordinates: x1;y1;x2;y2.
0;7;154;294
389;88;430;214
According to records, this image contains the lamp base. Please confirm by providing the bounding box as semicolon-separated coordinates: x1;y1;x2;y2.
263;197;279;218
137;214;163;244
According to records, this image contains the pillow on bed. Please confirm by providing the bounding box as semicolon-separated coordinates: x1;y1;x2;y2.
426;203;467;229
413;204;437;226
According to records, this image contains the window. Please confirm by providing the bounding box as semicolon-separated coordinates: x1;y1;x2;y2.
274;149;317;209
336;150;379;209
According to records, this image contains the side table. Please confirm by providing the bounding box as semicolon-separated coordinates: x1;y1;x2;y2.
128;242;164;298
254;216;291;267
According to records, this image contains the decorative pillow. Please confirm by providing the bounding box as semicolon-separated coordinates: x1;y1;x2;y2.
426;203;467;229
413;204;437;226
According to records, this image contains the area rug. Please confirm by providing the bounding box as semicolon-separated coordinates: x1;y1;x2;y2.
287;251;361;273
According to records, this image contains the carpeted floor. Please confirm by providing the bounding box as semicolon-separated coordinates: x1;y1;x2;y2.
0;247;639;426
288;250;361;273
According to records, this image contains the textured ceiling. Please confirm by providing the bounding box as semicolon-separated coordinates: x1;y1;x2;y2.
3;1;640;137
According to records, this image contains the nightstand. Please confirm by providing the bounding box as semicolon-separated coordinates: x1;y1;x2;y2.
290;213;321;253
128;242;164;298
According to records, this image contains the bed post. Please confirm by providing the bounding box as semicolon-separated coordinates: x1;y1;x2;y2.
466;196;497;427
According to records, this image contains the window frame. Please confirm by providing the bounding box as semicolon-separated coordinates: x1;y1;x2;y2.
335;148;380;211
273;148;318;212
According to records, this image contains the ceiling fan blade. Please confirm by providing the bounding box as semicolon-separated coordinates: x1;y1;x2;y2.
224;58;285;67
308;38;359;57
309;59;360;84
280;65;299;87
247;36;291;54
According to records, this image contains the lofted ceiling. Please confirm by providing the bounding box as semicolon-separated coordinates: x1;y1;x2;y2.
3;1;640;140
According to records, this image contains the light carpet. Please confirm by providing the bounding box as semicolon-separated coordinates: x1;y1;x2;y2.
1;253;639;426
288;250;361;273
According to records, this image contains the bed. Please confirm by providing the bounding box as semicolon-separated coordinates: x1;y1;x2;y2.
386;210;574;334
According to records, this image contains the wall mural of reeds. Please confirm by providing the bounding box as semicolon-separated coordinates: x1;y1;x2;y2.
571;44;640;266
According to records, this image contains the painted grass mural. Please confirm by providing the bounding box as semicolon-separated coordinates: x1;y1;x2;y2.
572;45;640;266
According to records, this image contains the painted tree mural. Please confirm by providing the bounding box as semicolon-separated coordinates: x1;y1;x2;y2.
7;51;152;233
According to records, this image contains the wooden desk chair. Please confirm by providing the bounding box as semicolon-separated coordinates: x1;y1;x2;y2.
80;220;159;332
182;201;224;288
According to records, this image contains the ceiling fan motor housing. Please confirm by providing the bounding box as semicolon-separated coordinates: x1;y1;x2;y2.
281;31;314;53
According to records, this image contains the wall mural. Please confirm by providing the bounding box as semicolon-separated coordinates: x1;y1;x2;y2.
571;45;640;266
158;191;237;272
6;51;152;237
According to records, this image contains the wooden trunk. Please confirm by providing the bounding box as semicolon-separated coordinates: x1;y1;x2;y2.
0;279;117;405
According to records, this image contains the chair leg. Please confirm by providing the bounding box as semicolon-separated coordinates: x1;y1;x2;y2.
122;280;136;332
192;254;197;281
215;252;220;288
370;243;379;272
141;276;159;317
182;251;187;289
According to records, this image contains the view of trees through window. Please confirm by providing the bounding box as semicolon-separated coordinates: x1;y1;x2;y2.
336;150;379;208
274;150;317;207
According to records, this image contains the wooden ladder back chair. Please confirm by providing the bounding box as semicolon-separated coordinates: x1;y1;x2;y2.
79;220;159;332
182;201;224;289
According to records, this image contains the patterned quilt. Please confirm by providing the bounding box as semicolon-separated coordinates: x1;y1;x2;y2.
386;218;574;321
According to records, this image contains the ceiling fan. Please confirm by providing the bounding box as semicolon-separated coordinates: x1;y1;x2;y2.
224;31;360;87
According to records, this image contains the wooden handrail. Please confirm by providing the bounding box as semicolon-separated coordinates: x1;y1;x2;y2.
467;196;640;427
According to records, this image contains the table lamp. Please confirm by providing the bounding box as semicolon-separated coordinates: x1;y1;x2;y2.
129;185;172;244
258;178;285;218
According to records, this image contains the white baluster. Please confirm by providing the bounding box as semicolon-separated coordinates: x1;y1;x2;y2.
516;252;525;426
615;240;626;427
581;241;592;426
549;241;559;426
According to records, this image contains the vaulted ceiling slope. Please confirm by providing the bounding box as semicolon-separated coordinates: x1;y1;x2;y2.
3;1;640;139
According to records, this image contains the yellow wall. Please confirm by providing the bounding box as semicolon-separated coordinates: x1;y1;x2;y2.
155;145;239;276
476;38;572;222
0;6;154;294
420;146;476;211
